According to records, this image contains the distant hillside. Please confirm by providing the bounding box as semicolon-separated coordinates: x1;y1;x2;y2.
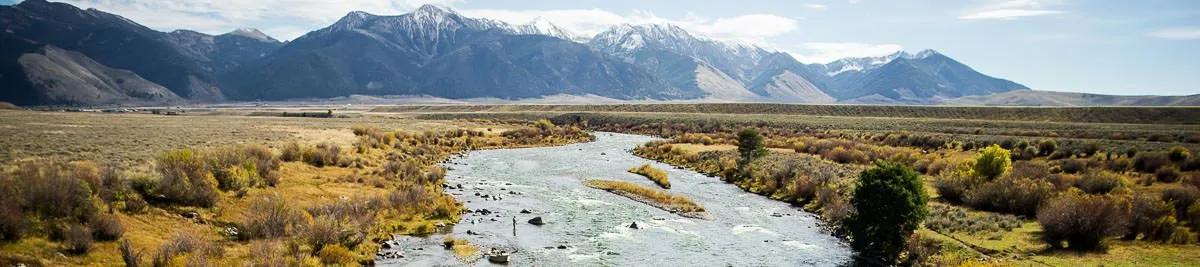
0;1;1045;106
944;90;1200;106
371;103;1200;125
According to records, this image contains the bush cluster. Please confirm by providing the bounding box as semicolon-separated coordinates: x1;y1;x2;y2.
0;159;127;248
1037;193;1129;250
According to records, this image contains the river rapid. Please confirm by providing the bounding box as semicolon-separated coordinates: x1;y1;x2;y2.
379;132;852;266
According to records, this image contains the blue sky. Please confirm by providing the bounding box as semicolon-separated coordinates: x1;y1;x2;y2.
5;0;1198;96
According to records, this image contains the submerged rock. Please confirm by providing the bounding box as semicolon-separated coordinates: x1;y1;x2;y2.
520;209;532;214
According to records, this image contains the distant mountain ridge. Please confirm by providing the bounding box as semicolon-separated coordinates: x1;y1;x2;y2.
1;1;1186;107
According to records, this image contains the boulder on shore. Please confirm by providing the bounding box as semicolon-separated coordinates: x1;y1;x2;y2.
528;216;545;225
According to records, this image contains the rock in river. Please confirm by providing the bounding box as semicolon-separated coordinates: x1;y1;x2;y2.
528;216;545;225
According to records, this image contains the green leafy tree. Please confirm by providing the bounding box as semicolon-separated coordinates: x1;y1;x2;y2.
844;162;929;264
974;144;1012;180
737;128;767;165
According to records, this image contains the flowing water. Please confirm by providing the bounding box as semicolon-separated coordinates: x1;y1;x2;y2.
379;132;852;266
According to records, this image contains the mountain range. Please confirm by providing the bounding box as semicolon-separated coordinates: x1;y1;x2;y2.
0;1;1190;106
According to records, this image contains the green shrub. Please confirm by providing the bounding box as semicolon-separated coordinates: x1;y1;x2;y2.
1182;158;1200;172
824;147;869;164
844;162;928;264
1162;185;1200;220
1074;171;1127;195
973;145;1011;180
303;142;341;167
1037;193;1129;250
154;149;220;207
280;141;303;162
120;239;142;267
91;213;124;241
1038;140;1058;156
1107;157;1132;172
1169;227;1196;244
317;244;357;265
1060;158;1089;174
64;224;93;255
9;159;100;221
737;128;767;165
965;177;1056;217
1156;166;1182;183
1168;146;1191;162
1188;203;1200;231
933;171;982;204
0;199;25;242
1125;194;1176;241
1134;152;1170;173
238;194;307;240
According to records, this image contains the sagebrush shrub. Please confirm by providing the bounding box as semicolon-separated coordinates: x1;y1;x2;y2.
965;177;1055;217
1162;185;1200;220
91;213;124;241
304;142;341;167
1037;193;1129;250
238;194;307;240
10;159;99;221
1107;157;1132;172
1125;194;1176;241
0;199;25;242
155;149;220;207
120;239;142;267
280;141;303;162
974;145;1012;180
1156;166;1182;183
1134;152;1170;173
1060;158;1089;174
1168;146;1191;162
1038;140;1058;156
64;224;93;255
1074;171;1127;195
824;147;869;164
317;244;357;265
934;172;982;204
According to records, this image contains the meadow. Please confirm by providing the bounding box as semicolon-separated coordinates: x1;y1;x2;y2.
2;103;1198;266
0;109;591;266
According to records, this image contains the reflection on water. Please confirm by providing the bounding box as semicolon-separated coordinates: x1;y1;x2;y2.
379;132;852;266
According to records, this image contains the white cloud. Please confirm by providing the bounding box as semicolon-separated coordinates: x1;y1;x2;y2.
958;0;1063;20
1147;27;1200;40
804;4;828;10
787;42;904;63
58;0;461;40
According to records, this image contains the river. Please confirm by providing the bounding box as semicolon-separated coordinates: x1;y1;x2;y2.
379;132;852;266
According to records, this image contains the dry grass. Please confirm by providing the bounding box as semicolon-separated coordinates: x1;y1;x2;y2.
0;110;593;266
628;164;671;189
584;179;706;219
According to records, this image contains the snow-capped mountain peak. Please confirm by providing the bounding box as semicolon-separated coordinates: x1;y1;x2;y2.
224;28;276;42
512;16;579;41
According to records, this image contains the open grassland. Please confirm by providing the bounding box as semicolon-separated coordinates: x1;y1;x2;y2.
0;110;591;266
584;179;707;219
374;103;1200;124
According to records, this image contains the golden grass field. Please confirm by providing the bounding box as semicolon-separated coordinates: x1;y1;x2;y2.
0;108;580;266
